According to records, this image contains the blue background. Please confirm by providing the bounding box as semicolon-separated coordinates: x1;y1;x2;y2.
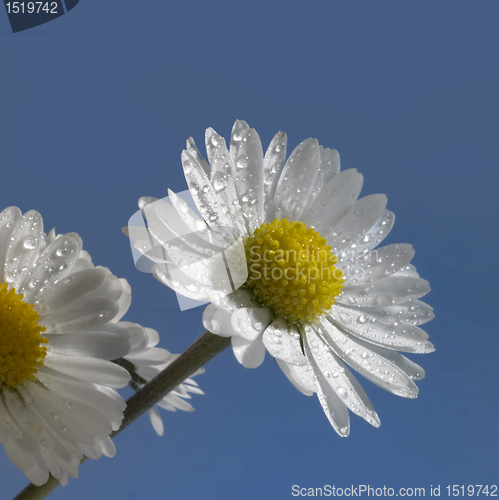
1;1;498;498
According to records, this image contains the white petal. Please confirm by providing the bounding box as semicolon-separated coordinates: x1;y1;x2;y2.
276;359;316;396
113;278;131;322
338;210;395;264
263;131;287;220
44;352;130;388
0;394;23;439
40;297;120;334
319;319;420;398
326;194;388;254
23;382;96;447
302;168;363;230
342;244;415;285
338;276;431;307
301;147;342;219
20;234;82;302
89;269;126;302
79;435;116;460
70;252;94;273
5;210;44;290
35;370;125;429
347;300;435;326
392;263;420;278
319;146;340;177
231;127;265;232
160;394;194;412
0;206;22;282
211;287;258;312
274;138;321;221
24;453;50;486
304;326;380;427
102;322;147;353
25;381;113;436
144;327;160;347
148;407;164;436
231;336;266;368
168;189;237;249
153;262;215;301
97;436;116;458
202;304;239;337
229;120;250;162
2;432;36;472
181;149;237;233
231;307;273;341
126;347;172;366
328;306;433;353
35;267;108;315
262;318;307;366
45;332;131;361
207;128;248;235
186;136;210;176
371;347;426;381
303;341;350;436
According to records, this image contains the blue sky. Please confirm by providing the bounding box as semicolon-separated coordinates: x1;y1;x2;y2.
1;1;498;498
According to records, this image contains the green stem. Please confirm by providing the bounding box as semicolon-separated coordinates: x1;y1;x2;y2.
13;331;231;500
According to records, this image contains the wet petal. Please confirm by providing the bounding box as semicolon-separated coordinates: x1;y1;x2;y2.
231;336;266;368
262;318;307;366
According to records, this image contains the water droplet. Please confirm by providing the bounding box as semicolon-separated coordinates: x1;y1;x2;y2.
23;236;37;250
212;172;227;192
28;278;39;289
358;314;368;324
252;320;262;330
337;387;348;398
236;156;248;169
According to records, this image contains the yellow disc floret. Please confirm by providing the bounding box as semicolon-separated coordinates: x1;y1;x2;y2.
244;218;344;323
0;282;47;387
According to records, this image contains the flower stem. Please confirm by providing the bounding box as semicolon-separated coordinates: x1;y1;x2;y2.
13;331;231;500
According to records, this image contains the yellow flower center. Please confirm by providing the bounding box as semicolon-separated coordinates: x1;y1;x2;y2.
0;282;47;387
244;218;344;323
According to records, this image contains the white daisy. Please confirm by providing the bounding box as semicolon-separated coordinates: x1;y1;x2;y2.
0;207;134;485
120;323;204;437
130;120;434;437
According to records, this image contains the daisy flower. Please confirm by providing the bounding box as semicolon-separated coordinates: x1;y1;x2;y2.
0;206;134;485
129;120;434;436
118;323;204;437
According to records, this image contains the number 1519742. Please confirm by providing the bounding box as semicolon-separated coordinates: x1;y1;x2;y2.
5;2;58;14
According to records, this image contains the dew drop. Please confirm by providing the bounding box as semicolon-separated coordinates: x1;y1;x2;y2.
337;387;348;398
212;172;227;192
23;236;37;250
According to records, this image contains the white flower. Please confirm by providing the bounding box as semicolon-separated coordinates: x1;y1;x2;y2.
121;323;204;437
0;207;134;486
131;120;435;437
